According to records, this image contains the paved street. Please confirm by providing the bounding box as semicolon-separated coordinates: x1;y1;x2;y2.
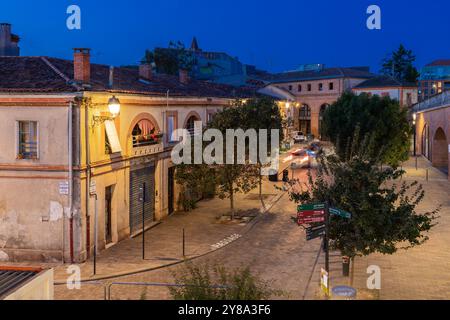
53;148;324;300
10;151;449;301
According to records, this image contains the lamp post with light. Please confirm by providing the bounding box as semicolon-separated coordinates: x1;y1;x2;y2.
86;95;121;275
412;112;417;157
93;95;121;126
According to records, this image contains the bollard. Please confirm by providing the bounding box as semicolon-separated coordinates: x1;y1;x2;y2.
416;157;418;170
182;228;186;258
342;256;350;277
426;169;429;182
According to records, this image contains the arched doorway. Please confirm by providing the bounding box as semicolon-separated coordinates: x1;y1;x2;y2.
319;104;330;140
421;124;430;160
299;104;311;135
432;127;448;174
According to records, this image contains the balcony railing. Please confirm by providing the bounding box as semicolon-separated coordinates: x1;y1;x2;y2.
414;90;450;113
132;133;164;148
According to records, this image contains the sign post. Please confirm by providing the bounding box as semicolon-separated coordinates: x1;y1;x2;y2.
296;202;352;298
93;194;98;275
140;183;147;260
324;201;330;280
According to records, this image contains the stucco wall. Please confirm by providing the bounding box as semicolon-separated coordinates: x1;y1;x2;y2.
3;269;54;300
0;102;71;262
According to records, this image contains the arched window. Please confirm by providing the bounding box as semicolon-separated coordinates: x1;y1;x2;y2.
185;115;202;136
132;119;163;147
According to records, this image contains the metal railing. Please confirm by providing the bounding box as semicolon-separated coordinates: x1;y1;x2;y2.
105;282;229;300
62;281;229;300
414;90;450;113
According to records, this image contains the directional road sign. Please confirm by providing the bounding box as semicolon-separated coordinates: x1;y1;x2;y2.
330;207;352;219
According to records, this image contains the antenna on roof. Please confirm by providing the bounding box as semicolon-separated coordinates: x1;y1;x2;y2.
109;66;114;88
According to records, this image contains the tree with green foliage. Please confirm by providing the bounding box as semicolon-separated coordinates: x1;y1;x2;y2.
289;128;438;259
239;98;284;209
175;162;216;211
142;49;154;64
169;261;281;300
208;106;259;219
322;92;411;167
381;44;420;83
146;41;195;76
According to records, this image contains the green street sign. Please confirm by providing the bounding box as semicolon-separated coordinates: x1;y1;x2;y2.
330;207;351;219
298;203;325;212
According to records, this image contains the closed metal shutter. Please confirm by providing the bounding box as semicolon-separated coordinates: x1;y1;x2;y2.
130;165;155;235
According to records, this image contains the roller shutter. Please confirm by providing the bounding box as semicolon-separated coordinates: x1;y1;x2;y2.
129;165;155;235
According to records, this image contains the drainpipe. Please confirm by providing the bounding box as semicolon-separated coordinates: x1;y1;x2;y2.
85;98;91;260
68;101;74;263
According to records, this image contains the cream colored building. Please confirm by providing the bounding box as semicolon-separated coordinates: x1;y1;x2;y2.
0;49;252;263
352;75;418;108
260;65;374;138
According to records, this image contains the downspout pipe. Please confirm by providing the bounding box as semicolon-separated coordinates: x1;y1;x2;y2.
68;101;74;263
85;99;91;260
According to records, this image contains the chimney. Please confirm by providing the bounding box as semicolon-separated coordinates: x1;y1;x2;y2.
109;66;114;88
179;69;190;85
73;48;91;83
139;62;153;81
0;23;20;56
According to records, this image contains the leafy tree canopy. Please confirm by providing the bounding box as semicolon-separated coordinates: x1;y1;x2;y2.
381;44;420;83
144;41;195;76
290;129;438;258
322;92;411;167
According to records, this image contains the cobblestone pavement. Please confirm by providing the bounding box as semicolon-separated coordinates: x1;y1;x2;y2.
306;156;450;300
54;161;323;300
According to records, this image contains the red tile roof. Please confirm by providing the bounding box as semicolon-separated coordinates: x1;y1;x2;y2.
0;56;256;98
426;60;450;67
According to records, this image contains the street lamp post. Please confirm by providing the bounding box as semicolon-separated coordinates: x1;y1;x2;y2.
413;113;417;157
88;95;121;274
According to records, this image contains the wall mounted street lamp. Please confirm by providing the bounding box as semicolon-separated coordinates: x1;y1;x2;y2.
93;95;121;126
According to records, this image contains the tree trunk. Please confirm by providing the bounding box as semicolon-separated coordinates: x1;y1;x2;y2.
258;162;266;212
350;257;355;287
230;184;235;220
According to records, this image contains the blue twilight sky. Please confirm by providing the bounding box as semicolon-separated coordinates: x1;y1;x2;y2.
1;0;449;73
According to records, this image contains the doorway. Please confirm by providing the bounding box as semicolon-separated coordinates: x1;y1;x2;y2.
105;185;114;245
168;167;175;215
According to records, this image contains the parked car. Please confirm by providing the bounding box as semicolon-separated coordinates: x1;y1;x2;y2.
292;131;306;143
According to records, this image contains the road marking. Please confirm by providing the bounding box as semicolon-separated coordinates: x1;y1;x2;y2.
211;234;242;250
